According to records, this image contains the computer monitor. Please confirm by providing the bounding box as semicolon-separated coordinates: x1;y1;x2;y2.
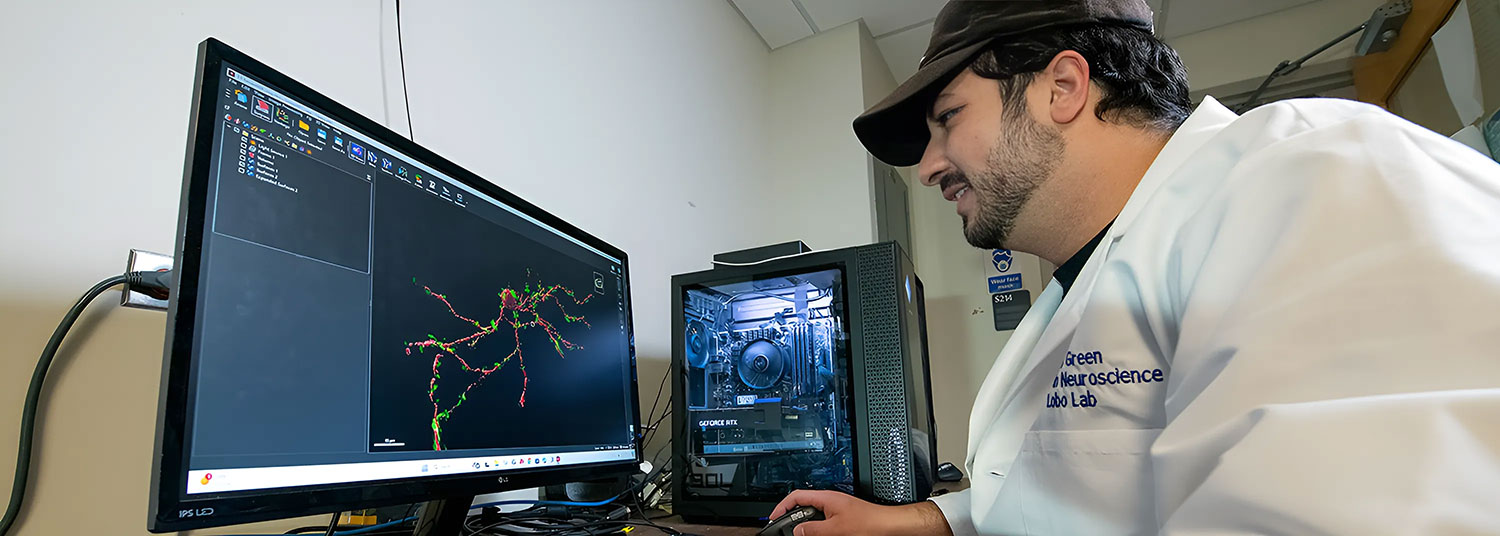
149;38;641;533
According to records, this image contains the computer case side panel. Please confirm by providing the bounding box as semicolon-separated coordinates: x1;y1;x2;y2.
670;253;861;521
669;242;935;520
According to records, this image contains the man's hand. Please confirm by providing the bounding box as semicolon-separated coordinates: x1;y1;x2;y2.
768;490;953;536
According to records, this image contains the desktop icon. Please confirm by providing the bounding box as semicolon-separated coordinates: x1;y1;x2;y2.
381;158;392;171
428;179;435;190
472;462;481;469
348;142;366;163
275;107;290;124
317;128;327;140
421;464;429;473
200;473;213;486
398;166;408;178
234;90;247;104
254;97;271;115
368;151;377;164
298;120;310;131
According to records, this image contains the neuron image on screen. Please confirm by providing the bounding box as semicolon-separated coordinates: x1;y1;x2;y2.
681;268;853;499
365;167;631;454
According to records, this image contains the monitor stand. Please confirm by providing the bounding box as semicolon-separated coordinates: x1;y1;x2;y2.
410;497;472;536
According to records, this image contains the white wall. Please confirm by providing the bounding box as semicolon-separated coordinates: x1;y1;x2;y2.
1167;0;1388;91
0;0;776;534
765;22;878;250
0;1;390;534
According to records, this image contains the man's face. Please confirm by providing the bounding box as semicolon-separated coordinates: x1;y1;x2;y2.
918;69;1064;250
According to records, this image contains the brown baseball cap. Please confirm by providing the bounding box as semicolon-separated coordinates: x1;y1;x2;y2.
854;0;1156;166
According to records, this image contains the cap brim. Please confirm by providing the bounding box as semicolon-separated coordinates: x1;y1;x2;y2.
853;39;990;167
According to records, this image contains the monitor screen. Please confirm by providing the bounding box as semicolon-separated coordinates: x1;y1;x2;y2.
152;40;639;531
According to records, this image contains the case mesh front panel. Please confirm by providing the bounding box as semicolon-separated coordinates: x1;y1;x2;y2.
856;244;914;502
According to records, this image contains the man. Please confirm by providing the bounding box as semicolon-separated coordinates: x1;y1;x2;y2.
772;0;1500;534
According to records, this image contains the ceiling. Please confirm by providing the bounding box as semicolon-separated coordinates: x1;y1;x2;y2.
730;0;1321;81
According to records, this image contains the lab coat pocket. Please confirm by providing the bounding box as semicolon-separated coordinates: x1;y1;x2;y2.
988;428;1162;536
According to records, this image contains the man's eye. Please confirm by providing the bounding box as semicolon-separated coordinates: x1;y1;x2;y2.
937;106;963;126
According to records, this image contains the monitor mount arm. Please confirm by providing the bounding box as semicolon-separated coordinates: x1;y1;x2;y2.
410;497;472;536
1234;0;1412;113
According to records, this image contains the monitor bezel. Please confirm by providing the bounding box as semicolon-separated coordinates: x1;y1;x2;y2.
149;37;642;533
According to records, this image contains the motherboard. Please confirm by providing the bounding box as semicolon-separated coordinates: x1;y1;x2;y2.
681;268;853;499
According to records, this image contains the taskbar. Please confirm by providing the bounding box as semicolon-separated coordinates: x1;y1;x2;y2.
186;447;634;495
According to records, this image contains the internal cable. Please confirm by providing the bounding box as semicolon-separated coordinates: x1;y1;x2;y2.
2;271;170;536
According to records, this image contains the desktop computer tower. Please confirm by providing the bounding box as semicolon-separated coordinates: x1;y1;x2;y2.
669;242;938;521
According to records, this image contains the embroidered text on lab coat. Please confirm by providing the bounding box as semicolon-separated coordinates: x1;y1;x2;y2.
1044;351;1165;409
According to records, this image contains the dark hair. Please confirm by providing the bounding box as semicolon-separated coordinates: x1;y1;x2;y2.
968;24;1191;132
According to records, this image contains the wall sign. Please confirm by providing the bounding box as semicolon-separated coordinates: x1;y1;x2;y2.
985;249;1023;293
992;290;1031;331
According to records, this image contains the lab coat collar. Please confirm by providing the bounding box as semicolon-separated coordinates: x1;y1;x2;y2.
964;98;1240;477
1110;96;1239;239
982;98;1239;427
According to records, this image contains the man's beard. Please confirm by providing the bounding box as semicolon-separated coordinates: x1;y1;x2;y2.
942;107;1065;249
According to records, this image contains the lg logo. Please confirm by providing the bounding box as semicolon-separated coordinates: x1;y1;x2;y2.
178;507;215;518
496;476;510;484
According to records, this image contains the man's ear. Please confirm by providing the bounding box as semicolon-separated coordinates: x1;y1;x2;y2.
1043;50;1090;125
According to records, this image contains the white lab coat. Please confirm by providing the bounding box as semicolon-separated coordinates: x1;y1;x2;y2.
930;96;1500;535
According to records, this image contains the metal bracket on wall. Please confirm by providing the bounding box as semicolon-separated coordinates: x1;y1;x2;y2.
123;248;173;311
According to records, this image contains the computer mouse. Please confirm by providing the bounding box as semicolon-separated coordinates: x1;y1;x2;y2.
757;505;825;536
937;461;964;482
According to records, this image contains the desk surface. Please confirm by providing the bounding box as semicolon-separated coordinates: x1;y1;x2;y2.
633;515;761;535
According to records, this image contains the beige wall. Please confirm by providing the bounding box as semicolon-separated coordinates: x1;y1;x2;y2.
903;168;1053;468
1167;0;1388;91
855;21;1053;469
764;21;880;251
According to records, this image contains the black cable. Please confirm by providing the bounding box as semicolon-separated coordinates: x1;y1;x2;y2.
2;274;133;536
394;0;416;141
627;484;682;536
322;511;341;536
284;524;366;535
466;505;627;536
643;407;672;450
641;365;670;442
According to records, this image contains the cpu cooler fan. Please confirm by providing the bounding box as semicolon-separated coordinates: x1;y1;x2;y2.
737;339;785;390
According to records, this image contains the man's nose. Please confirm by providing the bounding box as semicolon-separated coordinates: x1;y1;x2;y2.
917;141;950;187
